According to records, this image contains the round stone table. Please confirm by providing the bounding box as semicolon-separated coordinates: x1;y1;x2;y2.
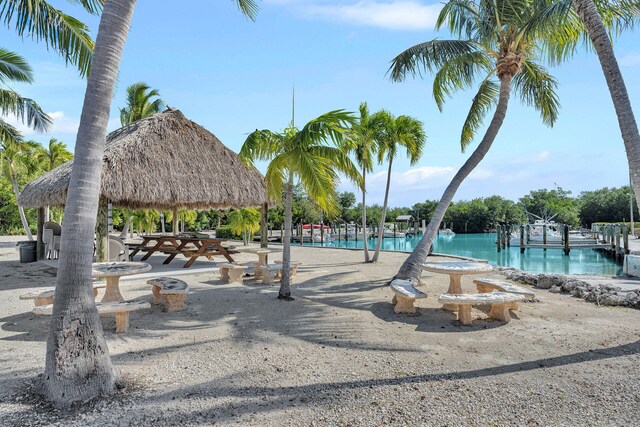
92;262;152;303
421;261;493;310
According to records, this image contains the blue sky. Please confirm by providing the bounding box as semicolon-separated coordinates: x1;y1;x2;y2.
3;0;640;207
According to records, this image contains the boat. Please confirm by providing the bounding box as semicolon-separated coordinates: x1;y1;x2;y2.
509;218;596;245
377;225;405;238
440;228;455;236
330;223;373;240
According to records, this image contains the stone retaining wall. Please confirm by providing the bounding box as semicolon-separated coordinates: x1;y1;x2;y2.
496;267;640;309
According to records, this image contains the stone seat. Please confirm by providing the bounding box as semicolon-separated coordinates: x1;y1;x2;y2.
146;277;189;312
33;300;150;333
473;277;536;300
390;279;427;314
219;263;248;284
260;264;285;285
273;261;302;276
438;292;524;325
20;283;106;307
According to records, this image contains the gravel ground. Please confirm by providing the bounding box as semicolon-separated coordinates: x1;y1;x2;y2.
1;240;640;426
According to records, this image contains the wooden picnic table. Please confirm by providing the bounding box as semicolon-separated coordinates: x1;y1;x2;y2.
128;235;238;268
92;261;152;303
421;261;493;311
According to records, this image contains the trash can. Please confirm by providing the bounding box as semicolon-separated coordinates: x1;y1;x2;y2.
17;241;37;263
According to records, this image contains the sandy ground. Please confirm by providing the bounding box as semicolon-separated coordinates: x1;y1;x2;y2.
1;238;640;426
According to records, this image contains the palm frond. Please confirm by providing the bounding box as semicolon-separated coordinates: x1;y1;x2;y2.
240;129;285;164
297;109;355;148
233;0;259;21
0;48;33;83
512;59;560;127
0;0;96;77
0;88;51;132
436;0;479;37
460;79;500;150
432;50;493;111
0;118;21;144
308;145;364;191
388;39;480;82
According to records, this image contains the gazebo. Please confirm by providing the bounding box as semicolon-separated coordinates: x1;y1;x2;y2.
19;108;269;260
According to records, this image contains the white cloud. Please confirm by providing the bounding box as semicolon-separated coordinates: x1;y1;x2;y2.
267;0;442;31
368;165;455;189
620;52;640;67
2;111;121;139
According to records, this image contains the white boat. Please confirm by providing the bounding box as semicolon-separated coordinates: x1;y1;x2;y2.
377;225;405;238
440;228;455;236
509;219;594;245
331;224;372;240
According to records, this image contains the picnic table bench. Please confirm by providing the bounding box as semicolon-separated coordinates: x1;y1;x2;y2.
390;279;427;314
33;300;150;333
130;235;238;268
147;277;189;311
20;283;106;306
219;263;248;284
438;292;524;325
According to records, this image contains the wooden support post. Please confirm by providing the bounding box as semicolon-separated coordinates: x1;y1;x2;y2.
502;225;507;248
520;225;525;254
320;222;324;244
563;224;570;255
393;222;397;239
355;224;359;241
172;207;179;236
623;224;630;254
543;224;547;250
496;226;501;253
506;224;511;247
615;225;622;258
526;224;530;244
36;207;45;261
300;222;303;245
95;197;109;262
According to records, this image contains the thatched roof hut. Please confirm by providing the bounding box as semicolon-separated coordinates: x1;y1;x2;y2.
19;109;268;210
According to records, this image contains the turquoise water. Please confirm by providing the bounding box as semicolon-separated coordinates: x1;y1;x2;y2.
296;233;622;276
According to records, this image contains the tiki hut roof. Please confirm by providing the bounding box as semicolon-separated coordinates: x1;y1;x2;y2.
19;109;268;210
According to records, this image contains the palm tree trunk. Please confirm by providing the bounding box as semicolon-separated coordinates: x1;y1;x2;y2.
395;76;513;282
572;0;640;208
43;0;137;406
372;157;393;262
11;172;33;240
279;175;294;300
361;166;370;262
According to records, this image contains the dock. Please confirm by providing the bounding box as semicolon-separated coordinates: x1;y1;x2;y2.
496;223;631;259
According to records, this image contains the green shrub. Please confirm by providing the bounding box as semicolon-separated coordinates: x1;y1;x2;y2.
215;225;241;240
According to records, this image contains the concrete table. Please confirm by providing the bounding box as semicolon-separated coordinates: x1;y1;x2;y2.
92;262;151;303
421;261;493;310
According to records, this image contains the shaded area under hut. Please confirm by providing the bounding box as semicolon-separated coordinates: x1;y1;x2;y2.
19;108;269;260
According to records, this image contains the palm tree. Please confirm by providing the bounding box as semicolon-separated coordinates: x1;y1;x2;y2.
119;82;166;126
43;0;259;406
389;0;560;282
228;208;261;245
371;112;426;263
0;0;100;77
118;82;166;236
0;139;41;239
346;102;384;262
567;0;640;209
37;138;73;221
240;110;362;300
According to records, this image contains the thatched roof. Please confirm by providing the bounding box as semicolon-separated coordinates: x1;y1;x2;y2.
19;109;268;210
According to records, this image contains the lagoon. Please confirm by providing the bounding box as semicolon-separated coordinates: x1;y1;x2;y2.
297;232;622;276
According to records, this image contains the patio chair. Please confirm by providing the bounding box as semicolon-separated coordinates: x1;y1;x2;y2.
108;236;128;262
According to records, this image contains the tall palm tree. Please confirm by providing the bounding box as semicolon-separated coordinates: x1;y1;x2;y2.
567;0;640;208
118;82;165;236
346;102;384;262
119;82;166;126
37;138;73;221
240;110;362;300
0;139;41;239
389;0;560;282
371;112;425;263
43;0;259;406
0;0;100;77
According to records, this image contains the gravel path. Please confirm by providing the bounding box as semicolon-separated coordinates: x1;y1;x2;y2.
1;242;639;426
